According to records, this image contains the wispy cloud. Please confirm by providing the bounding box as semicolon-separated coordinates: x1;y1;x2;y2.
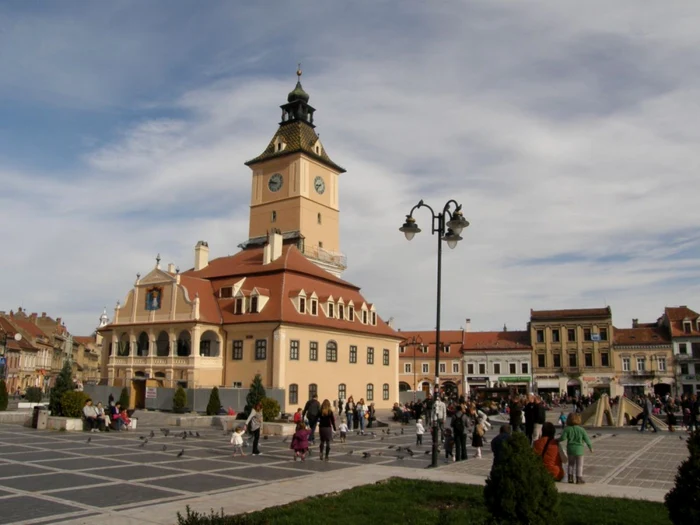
1;1;699;335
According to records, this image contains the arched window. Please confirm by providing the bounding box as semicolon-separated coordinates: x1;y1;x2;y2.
118;333;130;356
137;332;149;357
177;331;191;357
308;383;318;400
326;341;338;362
399;381;411;392
289;384;298;405
156;331;170;357
200;330;220;357
383;383;390;400
338;383;346;400
366;383;374;401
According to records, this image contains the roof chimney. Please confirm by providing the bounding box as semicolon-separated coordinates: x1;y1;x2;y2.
503;323;508;332
264;230;283;264
56;317;62;326
465;318;471;332
167;263;175;273
194;241;209;271
41;312;46;318
632;318;638;328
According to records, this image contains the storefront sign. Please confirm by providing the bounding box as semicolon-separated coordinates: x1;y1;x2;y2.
498;376;531;383
535;375;558;380
582;376;612;383
145;387;157;399
466;376;489;382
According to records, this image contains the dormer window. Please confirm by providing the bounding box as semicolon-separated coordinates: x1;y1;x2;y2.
250;296;259;314
338;304;344;320
299;297;306;314
328;303;335;318
220;287;233;299
684;321;692;334
234;298;244;314
371;312;377;325
311;299;318;316
362;310;368;324
422;345;429;354
275;138;286;152
442;345;450;354
348;305;355;322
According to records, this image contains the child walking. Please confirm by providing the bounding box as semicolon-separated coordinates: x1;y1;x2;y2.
471;420;484;458
416;418;425;445
559;413;593;484
444;428;455;462
558;412;567;429
290;422;310;461
230;426;246;457
338;421;349;443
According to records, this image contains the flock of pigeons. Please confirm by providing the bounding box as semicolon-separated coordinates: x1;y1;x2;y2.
83;425;429;462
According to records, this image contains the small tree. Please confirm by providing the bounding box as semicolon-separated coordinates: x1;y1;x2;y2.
0;379;8;411
484;432;560;524
25;387;43;403
60;391;90;418
245;374;266;413
206;386;222;416
173;386;187;412
118;387;130;409
49;361;74;416
261;397;281;422
665;431;700;525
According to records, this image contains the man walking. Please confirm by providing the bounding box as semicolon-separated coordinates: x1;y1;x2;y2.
433;394;447;443
533;396;546;442
451;404;469;461
524;394;536;443
639;394;659;433
302;394;321;444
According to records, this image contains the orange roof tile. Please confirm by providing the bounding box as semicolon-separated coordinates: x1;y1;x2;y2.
530;307;611;321
664;306;700;338
178;275;222;324
398;330;465;358
73;335;96;345
462;331;532;351
8;317;48;340
0;318;37;352
614;327;671;346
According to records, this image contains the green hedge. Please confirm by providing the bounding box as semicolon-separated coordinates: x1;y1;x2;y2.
60;391;90;418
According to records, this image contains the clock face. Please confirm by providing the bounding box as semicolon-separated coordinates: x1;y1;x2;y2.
268;173;283;192
314;176;325;195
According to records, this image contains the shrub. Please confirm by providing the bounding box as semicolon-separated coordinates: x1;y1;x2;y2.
484;431;560;524
118;387;130;409
25;386;43;403
665;431;700;525
60;391;90;418
245;374;266;413
206;387;221;416
49;361;74;416
0;379;8;411
173;386;187;412
260;397;280;422
177;506;261;525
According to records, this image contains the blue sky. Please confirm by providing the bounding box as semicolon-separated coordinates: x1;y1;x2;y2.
1;0;699;335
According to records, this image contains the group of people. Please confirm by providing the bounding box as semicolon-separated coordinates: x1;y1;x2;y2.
82;394;134;432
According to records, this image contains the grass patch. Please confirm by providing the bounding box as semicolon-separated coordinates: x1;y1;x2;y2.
177;478;671;525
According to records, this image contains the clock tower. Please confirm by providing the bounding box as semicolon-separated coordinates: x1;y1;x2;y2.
243;68;347;276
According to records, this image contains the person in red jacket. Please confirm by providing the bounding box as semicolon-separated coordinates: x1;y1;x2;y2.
532;422;565;481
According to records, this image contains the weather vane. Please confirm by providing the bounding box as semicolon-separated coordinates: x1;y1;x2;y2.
297;63;302;78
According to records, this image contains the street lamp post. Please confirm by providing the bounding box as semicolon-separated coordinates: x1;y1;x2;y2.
409;335;423;402
399;199;469;468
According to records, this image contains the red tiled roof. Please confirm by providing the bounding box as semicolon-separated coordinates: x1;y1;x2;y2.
398;330;465;358
8;317;48;340
73;335;96;345
178;275;222;325
530;307;611;321
614;327;671;346
462;330;532;351
0;318;38;352
664;306;700;338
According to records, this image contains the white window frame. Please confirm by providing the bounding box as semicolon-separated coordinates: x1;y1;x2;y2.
404;363;412;373
493;362;501;375
657;357;666;372
452;362;459;374
622;357;630;372
636;357;645;372
478;363;486;375
467;363;474;375
422;363;429;374
439;363;446;374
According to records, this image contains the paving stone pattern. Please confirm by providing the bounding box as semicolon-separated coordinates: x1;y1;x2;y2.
0;423;690;524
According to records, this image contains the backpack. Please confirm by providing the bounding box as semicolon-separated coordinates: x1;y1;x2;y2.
452;414;465;434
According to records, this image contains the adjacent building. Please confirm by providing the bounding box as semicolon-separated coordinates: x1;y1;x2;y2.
462;328;532;396
529;307;615;397
98;71;402;410
398;329;466;398
661;306;700;395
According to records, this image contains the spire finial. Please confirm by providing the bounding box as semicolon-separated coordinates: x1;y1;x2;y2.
156;253;161;265
297;63;302;78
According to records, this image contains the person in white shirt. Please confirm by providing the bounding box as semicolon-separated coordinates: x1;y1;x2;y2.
433;396;447;442
416;418;425;445
82;400;99;432
338;421;349;443
230;426;245;457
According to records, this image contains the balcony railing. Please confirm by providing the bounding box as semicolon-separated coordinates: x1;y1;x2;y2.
631;370;655;378
298;243;347;269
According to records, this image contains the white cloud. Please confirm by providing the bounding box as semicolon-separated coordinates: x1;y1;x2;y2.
1;1;700;336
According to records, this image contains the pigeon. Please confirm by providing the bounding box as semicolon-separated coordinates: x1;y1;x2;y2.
595;433;602;437
388;445;395;449
362;452;371;458
370;432;376;437
139;442;146;448
282;437;289;443
377;451;383;456
396;446;403;452
189;431;194;437
346;450;354;455
139;435;146;440
160;428;169;436
406;448;414;456
86;436;91;444
611;434;617;437
162;445;167;451
424;450;430;455
263;435;269;440
396;455;405;460
149;430;155;438
592;435;597;439
177;449;184;457
356;431;360;436
679;436;684;440
182;434;187;440
195;431;201;438
382;429;386;434
401;428;405;435
380;437;385;441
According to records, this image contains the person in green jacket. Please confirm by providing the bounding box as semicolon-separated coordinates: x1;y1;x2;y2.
559;412;593;484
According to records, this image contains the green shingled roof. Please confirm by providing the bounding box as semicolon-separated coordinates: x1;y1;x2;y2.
245;121;346;173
